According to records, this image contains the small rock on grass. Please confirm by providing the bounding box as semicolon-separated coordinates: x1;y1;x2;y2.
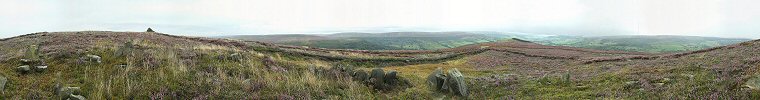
0;76;6;93
34;65;48;72
69;94;86;100
17;65;31;73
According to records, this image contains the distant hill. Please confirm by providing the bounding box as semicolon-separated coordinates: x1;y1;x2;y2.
534;35;750;53
218;32;750;53
219;34;331;43
222;32;507;50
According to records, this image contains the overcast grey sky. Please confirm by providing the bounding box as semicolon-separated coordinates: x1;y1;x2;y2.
1;0;759;38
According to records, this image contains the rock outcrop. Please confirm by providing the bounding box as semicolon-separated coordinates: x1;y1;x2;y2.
427;67;469;97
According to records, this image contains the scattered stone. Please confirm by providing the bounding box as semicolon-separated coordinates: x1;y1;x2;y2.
20;59;32;64
114;41;135;57
69;94;86;100
229;53;242;61
57;87;82;98
17;65;31;74
34;65;48;72
86;54;102;63
0;76;6;93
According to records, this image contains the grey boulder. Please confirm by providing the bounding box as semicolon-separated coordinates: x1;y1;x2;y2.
426;67;445;91
446;68;468;97
352;70;369;82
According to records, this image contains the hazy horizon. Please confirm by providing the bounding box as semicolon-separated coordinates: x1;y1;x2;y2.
2;0;760;39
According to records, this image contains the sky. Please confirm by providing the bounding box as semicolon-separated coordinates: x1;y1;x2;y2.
1;0;760;38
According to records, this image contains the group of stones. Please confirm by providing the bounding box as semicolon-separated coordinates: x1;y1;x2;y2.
11;44;97;99
308;65;411;91
351;68;411;91
55;83;87;100
16;45;48;74
427;67;469;97
3;29;144;99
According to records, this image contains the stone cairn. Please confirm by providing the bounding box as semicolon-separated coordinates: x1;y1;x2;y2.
427;67;468;97
17;44;47;74
146;28;155;32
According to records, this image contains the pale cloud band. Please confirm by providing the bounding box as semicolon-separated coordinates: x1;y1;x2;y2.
1;0;759;38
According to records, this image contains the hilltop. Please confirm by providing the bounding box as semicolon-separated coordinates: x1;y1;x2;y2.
1;31;759;99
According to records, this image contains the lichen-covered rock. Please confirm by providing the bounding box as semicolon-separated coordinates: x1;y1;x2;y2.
114;41;135;57
384;71;398;84
427;67;445;91
25;44;41;60
382;71;399;90
446;68;468;97
369;68;385;89
17;65;31;74
370;68;385;80
352;70;369;82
